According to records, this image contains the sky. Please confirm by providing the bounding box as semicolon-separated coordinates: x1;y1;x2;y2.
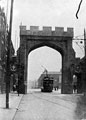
28;46;62;81
0;0;86;81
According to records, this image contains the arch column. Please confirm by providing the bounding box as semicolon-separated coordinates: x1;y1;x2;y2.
24;47;28;94
61;54;73;94
17;45;28;94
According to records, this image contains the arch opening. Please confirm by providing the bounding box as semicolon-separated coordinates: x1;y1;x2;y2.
27;46;62;93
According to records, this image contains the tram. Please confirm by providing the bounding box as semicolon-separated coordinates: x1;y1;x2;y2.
41;76;53;92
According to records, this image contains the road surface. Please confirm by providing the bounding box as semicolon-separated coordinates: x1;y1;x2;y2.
13;89;86;120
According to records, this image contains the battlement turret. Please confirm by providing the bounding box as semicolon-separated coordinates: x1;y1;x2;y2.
20;25;73;37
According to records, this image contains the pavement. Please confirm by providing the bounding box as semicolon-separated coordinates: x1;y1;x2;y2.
0;93;23;120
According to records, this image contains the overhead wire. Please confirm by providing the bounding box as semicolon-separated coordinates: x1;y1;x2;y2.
76;0;83;19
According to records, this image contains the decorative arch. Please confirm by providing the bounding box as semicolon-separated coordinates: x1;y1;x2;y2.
17;26;75;94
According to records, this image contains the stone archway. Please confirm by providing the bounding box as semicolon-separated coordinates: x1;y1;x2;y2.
17;26;75;94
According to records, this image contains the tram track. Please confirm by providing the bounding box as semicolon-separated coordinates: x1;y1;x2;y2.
41;92;80;104
28;89;80;104
31;90;79;103
31;92;77;111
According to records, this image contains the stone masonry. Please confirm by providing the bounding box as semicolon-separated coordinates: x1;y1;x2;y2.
17;25;75;94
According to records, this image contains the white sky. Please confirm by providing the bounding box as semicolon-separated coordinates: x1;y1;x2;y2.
0;0;86;81
28;46;62;81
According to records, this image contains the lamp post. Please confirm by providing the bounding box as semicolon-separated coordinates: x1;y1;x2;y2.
6;0;14;109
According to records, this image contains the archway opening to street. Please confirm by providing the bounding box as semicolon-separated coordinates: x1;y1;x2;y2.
27;46;62;93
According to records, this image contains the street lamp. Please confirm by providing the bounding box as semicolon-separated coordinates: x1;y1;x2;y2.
6;0;14;109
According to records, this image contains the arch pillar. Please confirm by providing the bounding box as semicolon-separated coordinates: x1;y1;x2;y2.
17;45;28;94
61;54;73;94
24;47;28;94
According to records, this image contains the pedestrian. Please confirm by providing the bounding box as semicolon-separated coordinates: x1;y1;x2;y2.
73;83;77;93
73;75;77;93
15;79;19;96
13;84;16;92
57;86;59;90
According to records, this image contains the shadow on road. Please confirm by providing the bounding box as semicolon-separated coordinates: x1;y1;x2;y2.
75;94;86;120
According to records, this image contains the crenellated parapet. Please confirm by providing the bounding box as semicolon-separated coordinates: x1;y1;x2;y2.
20;25;73;37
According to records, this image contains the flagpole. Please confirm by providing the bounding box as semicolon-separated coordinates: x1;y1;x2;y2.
6;0;14;109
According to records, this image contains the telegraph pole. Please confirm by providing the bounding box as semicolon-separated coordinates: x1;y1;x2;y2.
6;0;14;109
